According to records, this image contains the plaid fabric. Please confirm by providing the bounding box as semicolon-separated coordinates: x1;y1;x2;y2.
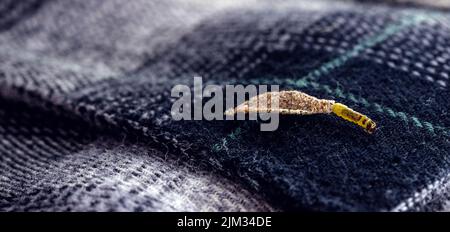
0;0;449;211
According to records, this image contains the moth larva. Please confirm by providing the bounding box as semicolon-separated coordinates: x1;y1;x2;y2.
225;91;376;134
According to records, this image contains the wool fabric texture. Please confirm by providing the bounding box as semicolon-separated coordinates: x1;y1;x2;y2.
0;0;450;211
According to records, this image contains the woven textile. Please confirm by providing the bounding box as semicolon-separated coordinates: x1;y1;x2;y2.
1;0;450;211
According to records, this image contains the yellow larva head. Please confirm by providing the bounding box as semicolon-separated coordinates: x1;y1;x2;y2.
363;119;376;134
332;103;376;134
